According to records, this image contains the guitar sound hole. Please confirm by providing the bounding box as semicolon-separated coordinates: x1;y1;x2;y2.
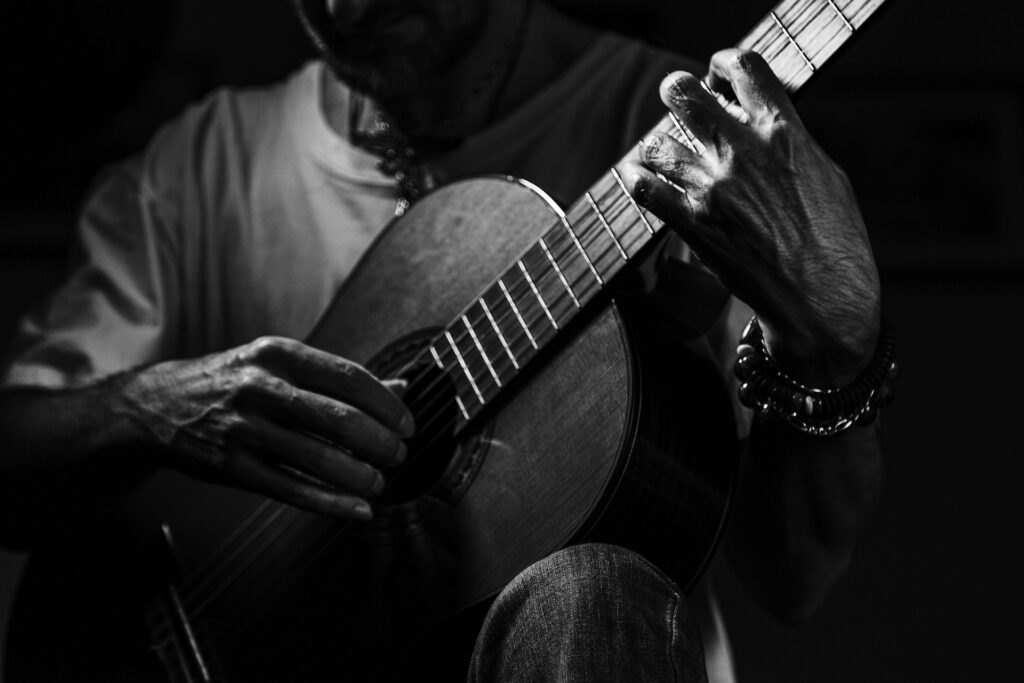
377;359;459;505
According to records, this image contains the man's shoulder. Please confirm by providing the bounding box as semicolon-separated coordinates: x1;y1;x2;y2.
138;61;322;196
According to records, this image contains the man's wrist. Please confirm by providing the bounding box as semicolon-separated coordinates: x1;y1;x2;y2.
760;317;880;388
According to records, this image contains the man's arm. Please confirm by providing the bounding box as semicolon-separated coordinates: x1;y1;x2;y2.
625;48;885;620
0;337;413;549
727;415;883;621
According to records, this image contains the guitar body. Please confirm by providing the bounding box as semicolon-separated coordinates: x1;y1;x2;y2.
7;177;737;681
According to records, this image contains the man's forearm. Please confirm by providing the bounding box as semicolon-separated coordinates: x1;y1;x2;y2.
0;376;149;547
725;418;884;621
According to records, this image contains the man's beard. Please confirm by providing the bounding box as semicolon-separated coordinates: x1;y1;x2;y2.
294;0;486;105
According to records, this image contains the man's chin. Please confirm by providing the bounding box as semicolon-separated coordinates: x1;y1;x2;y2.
325;59;426;105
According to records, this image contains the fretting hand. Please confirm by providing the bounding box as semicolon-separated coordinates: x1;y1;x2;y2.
626;48;880;386
119;336;414;520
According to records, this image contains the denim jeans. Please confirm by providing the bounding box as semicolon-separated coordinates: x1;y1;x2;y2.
468;544;709;682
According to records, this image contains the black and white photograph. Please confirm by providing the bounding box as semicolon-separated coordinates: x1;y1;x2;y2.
0;1;1019;681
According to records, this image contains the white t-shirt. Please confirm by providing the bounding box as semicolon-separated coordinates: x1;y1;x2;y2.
1;32;740;682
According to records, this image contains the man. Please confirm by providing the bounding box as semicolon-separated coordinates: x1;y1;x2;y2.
0;0;886;680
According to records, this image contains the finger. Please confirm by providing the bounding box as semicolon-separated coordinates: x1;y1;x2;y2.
659;71;741;151
383;378;408;399
229;449;373;521
245;337;415;438
707;49;798;125
638;132;709;190
621;161;697;238
240;415;384;496
261;386;408;467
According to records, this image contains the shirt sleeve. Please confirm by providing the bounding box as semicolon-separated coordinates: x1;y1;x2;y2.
0;157;181;390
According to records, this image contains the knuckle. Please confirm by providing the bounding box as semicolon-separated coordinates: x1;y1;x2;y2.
246;335;293;361
235;366;268;394
732;49;761;73
764;117;796;148
220;414;248;440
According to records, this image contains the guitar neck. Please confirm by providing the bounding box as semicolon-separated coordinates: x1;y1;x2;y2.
425;0;888;424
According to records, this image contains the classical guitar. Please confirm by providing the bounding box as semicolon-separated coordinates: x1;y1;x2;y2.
7;0;888;680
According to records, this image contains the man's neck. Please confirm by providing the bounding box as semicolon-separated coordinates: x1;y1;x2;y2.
322;2;601;145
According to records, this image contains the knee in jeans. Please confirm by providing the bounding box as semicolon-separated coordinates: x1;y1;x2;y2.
499;543;680;613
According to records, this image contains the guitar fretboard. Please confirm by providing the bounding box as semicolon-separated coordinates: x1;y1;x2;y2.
425;0;887;424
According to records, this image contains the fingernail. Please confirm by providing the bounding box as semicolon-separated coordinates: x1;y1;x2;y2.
353;501;373;521
393;441;408;465
370;469;385;496
385;378;409;398
634;180;652;206
398;411;415;438
641;135;661;159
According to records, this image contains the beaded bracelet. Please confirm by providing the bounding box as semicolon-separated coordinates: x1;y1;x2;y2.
734;317;898;436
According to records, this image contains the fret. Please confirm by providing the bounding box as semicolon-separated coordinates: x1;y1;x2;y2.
610;168;654;235
461;314;500;388
431;345;470;420
419;0;888;434
518;260;558;330
564;192;624;283
445;330;485;405
538;237;580;309
784;1;849;54
771;10;816;73
479;298;519;371
846;0;887;28
498;278;538;350
585;191;628;262
668;111;702;155
558;214;603;286
826;0;854;31
780;0;828;42
482;282;534;362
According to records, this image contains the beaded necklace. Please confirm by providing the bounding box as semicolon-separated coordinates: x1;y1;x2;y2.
347;1;532;216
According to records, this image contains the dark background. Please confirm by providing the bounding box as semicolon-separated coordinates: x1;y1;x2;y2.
0;0;1020;680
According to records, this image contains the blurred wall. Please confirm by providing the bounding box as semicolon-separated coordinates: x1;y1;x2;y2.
2;1;1022;680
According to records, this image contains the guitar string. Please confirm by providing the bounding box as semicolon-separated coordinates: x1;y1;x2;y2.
179;181;652;620
183;193;662;627
170;0;860;621
176;181;641;616
177;36;804;622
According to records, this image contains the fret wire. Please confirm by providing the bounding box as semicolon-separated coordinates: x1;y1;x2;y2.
538;237;580;308
417;0;883;423
784;0;829;41
806;16;853;66
847;0;880;26
430;345;470;420
462;314;501;388
455;395;470;421
560;213;603;286
668;111;701;155
479;298;519;371
584;191;629;261
523;253;576;329
517;260;558;330
770;11;816;73
797;1;844;48
484;287;536;365
610;168;654;235
827;0;854;30
434;181;665;426
445;330;485;405
498;278;538;350
182;3;887;596
543;219;596;297
573;185;632;275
